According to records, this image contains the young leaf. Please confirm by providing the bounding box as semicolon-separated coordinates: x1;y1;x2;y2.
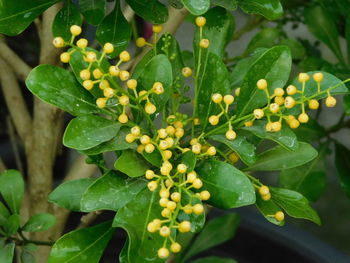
79;0;106;26
211;0;238;11
3;214;20;236
255;194;284;226
236;46;292;117
246;142;318;171
181;213;240;262
26;65;103;116
335;143;350;199
182;0;210;15
237;0;283;20
63;115;121;150
209;134;256;165
52;0;82;41
115;150;150;178
96;1;131;57
23;213;56;233
81;171;147;211
126;0;168;24
0;202;10;226
241;120;299;151
270;187;321;225
0;0;60;36
0;170;24;214
48;178;95;211
0;243;15;263
48;221;114;263
196;160;255;209
190;257;237;263
113;188;163;263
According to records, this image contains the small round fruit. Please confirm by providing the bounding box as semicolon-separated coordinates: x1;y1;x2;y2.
86;51;97;62
284;96;296;109
229;152;239;163
224;95;234;105
52;37;64;48
163;150;172;160
119;70;130;81
199;38;209;48
159;198;168;207
325;96;336;107
193;204;204;215
187;171;197;183
271;121;281;132
77;38;88;49
119;50;131;62
60;52;70;63
140;135;151;145
153;25;163;33
245;121;253;127
179;221;191;233
177;164;187;173
99;80;110;89
80;69;91;80
195;16;206;27
298;113;309;123
147;222;157;233
96;98;107;108
308;99;319;110
136;37;146;47
226;129;236;140
152;82;164;94
209;115;219;126
119;95;129;106
182;67;192;77
166;201;177;211
147;181;158;191
103;42;114;54
298;73;309;82
103;87;115;98
145;143;155;153
207;146;216;156
261;193;271;201
269;103;280;113
125;134;135;143
259;185;270;196
171;242;181;253
286;85;297;95
93;69;103;79
289;119;300;129
159;226;171;237
274;96;285;105
70;25;82;36
200;190;210;201
161;208;171;218
313;72;324;82
183;205;193;214
254;109;264;119
171;192;181;202
158;248;169;259
274;88;284;97
126;79;137;89
275;211;285;222
83;80;94;90
118;113;128;124
131;126;141;136
192;144;201;154
145;170;155;180
212;93;223;103
193;178;203;189
145;103;156;114
257;79;267;90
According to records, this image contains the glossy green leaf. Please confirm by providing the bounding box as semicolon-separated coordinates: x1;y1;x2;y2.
115;150;150;178
335;143;350;199
63;115;121;150
96;1;131;57
126;0;168;23
79;0;106;26
23;213;56;233
113;188;163;263
0;170;24;214
211;0;238;11
246;27;281;55
237;0;283;20
182;213;239;262
280;38;305;60
0;0;59;36
305;5;343;62
142;148;162;167
48;221;114;263
196;160;255;209
81;171;147;211
182;0;210;15
236;46;291;117
256;194;284;226
3;214;20;236
0;202;10;226
52;0;82;42
270;187;321;225
48;178;95;211
178;151;197;172
246;142;318;171
0;243;15;263
344;94;350;115
241;120;298;151
26;65;103;116
190;257;237;263
209;134;256;165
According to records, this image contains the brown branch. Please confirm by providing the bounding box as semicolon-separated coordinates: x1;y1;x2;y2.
77;211;102;229
123;4;135;23
0;157;6;173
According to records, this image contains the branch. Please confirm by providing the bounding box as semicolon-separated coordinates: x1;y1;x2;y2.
77;211;102;229
123;4;135;23
0;157;6;173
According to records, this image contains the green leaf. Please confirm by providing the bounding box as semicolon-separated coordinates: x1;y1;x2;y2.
305;5;343;62
115;150;150;178
270;187;321;225
246;142;318;171
3;214;20;236
0;170;24;214
178;151;197;172
211;0;238;11
63;115;121;150
126;0;168;24
279;143;328;202
23;213;56;233
237;0;283;20
0;0;59;36
241;120;299;151
48;221;114;263
236;46;292;117
142;148;163;167
52;0;82;42
113;188;163;263
20;251;36;263
182;213;240;262
335;143;350;198
280;38;305;60
344;94;350;115
0;243;15;263
81;171;147;211
96;1;131;57
49;178;95;211
246;27;281;54
196;160;255;209
0;202;10;226
190;257;237;263
182;0;210;15
26;65;103;116
256;194;284;226
209;134;256;165
79;0;106;26
136;54;173;111
346;17;350;65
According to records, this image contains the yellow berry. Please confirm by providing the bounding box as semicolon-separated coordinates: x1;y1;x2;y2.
286;85;297;95
60;52;70;63
96;98;107;108
138;90;148;98
200;190;210;201
145;143;155;153
226;129;236;140
182;67;192;77
171;242;181;253
131;126;141;136
159;140;169;150
190;138;198;146
125;134;135;143
195;16;206;27
284;96;296;109
103;42;114;54
183;205;193;214
52;37;65;48
118;114;128;124
253;109;264;119
271;122;282;132
274;96;285;106
275;211;285;222
289;119;300;129
118;95;129;106
229;152;239;163
70;25;82;36
193;204;204;215
313;72;324;83
163;150;172;160
109;66;120;76
199;39;210;48
298;113;309;123
274;88;284;97
207;146;216;156
259;185;269;196
119;50;130;62
179;221;191;233
175;128;184;138
99;80;110;89
152;82;164;95
153;25;163;33
119;70;130;81
193;178;203;189
83;80;94;90
165;137;174;148
245;121;253;127
127;79;137;89
209;115;220;126
265;122;273;132
159;226;171;237
325;96;336;107
177;164;187;174
80;69;91;80
136;37;146;47
171;192;181;202
148;181;158;191
235;88;240;96
298;73;309;82
103;87;115;98
308;99;319;110
212;93;223;103
86;51;97;62
147;222;158;233
165;126;175;135
160;188;170;198
161;208;171;218
93;69;103;79
187;171;197;183
192;143;202;154
257;79;267;90
261;193;271;201
224;95;234;105
145;102;156;114
137;144;145;153
145;170;155;180
193;118;200;125
269;103;280;113
161;162;173;175
77;38;88;49
159;198;169;207
166;201;177;211
158;247;169;259
174;121;183;128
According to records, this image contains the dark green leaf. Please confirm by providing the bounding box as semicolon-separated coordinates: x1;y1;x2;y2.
236;46;291;117
270;187;321;225
190;257;237;263
81;171;147;211
182;0;210;15
0;243;15;263
48;221;114;263
0;202;10;226
142;148;162;167
238;0;283;20
280;38;305;60
115;150;150;178
52;0;82;42
0;0;59;36
256;194;284;226
26;65;103;116
246;142;318;171
246;27;281;54
63;115;121;150
3;214;20;236
23;213;56;233
126;0;168;23
196;160;255;209
182;213;239;262
335;143;350;198
211;0;238;11
96;1;131;57
79;0;106;25
209;134;256;165
0;170;24;214
346;17;350;65
178;151;197;172
48;178;95;211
